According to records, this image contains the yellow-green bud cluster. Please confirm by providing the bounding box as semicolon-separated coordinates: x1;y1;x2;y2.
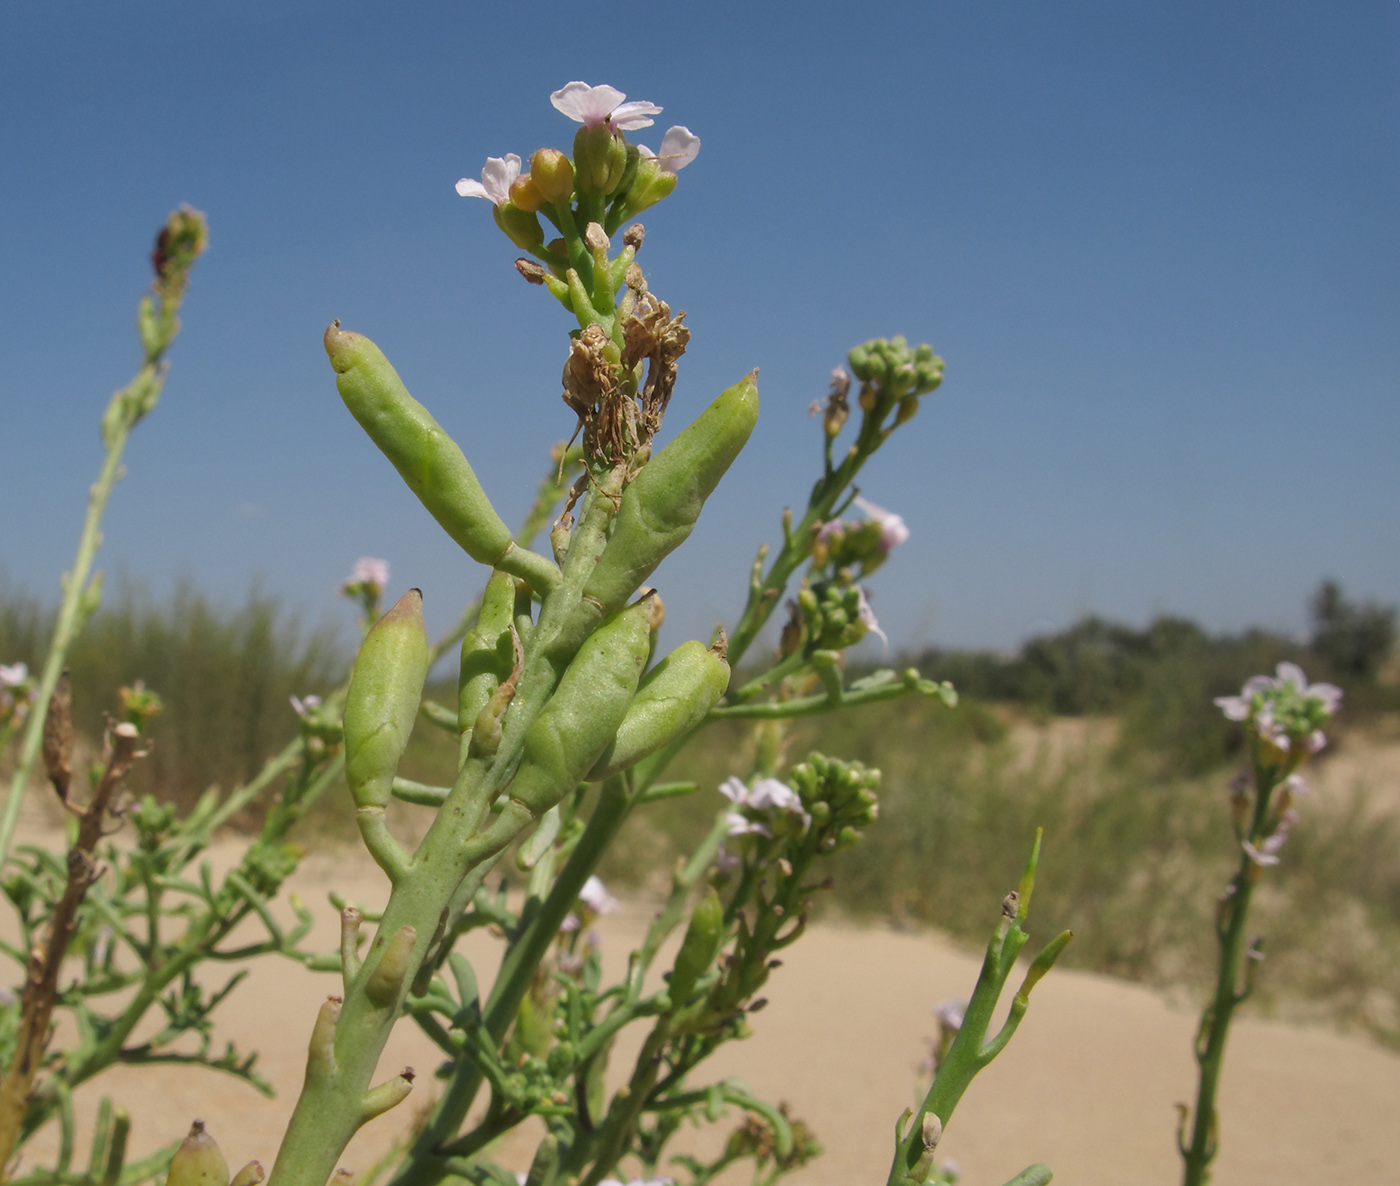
788;752;880;852
796;581;875;652
846;336;944;429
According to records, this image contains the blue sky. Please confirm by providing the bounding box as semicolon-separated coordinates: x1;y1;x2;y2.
2;1;1397;656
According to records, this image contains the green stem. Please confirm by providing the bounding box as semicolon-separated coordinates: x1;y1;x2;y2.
1180;770;1276;1186
0;427;130;864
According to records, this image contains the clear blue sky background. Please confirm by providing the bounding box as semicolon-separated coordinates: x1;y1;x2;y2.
3;1;1397;657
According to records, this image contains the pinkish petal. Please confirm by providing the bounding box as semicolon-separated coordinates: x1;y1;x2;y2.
1275;662;1308;692
551;81;627;125
456;178;491;199
479;154;522;205
608;99;662;131
654;125;700;171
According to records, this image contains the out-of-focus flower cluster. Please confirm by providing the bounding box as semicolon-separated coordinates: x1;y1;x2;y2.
1214;661;1341;765
339;557;390;626
718;754;879;862
0;662;34;732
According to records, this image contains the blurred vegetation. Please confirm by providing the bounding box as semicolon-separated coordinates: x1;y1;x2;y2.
2;576;1397;1042
0;577;345;816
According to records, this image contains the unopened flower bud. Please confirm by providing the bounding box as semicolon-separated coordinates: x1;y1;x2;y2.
492;201;544;250
618;158;678;216
530;148;574;204
508;174;543;213
573;123;628;195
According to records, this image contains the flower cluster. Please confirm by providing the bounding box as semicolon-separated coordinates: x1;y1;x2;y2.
719;776;812;838
456;81;700;256
1214;661;1342;763
811;495;909;581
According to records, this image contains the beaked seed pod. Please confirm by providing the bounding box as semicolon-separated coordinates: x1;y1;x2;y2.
324;326;515;569
508;598;653;814
583;373;759;616
344;590;429;811
166;1121;229;1186
668;887;724;1006
587;638;730;781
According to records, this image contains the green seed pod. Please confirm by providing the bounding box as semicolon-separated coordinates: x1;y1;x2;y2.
463;600;651;861
166;1121;229;1186
459;570;517;736
668;887;723;1006
587;638;730;781
326;326;557;590
344;590;428;811
583;373;759;616
511;598;652;812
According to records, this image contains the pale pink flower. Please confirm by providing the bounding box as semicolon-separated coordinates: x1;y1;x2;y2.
853;496;910;553
718;776;750;806
714;845;740;873
857;587;888;646
578;875;619;915
638;126;700;172
289;694;322;718
0;663;28;687
725;812;771;838
455;154;522;205
550;82;660;131
346;557;389;588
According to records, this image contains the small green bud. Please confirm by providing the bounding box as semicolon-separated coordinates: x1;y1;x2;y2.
588;638;730;781
573;123;628;195
166;1121;228;1186
365;924;418;1007
530;148;575;204
583;373;759;616
493;200;545;249
617;158;677;217
344;589;428;811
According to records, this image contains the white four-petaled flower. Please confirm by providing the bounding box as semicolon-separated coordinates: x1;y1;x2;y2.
550;82;661;130
455;154;522;205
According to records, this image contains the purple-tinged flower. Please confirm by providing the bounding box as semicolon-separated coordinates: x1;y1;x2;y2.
578;875;619;915
455;155;522;205
289;694;323;719
816;518;845;544
750;777;812;830
714;845;740;873
856;587;888;646
638;126;700;172
559;913;581;934
934;999;966;1032
550;82;661;131
344;557;389;589
718;776;750;807
0;663;28;688
1242;810;1297;868
853;496;910;553
725;812;771;838
1284;773;1311;797
1276;662;1343;713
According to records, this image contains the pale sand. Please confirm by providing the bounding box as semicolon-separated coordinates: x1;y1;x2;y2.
9;824;1400;1186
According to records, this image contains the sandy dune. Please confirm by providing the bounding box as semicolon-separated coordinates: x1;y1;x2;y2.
8;821;1400;1186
